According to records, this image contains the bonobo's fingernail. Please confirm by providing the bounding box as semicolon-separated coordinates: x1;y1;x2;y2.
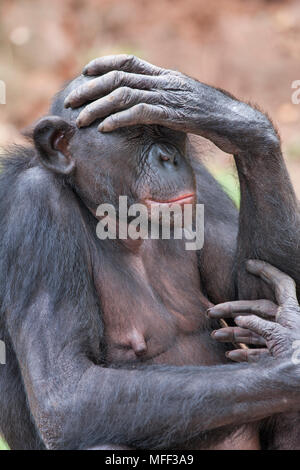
207;307;220;317
211;330;228;340
82;66;89;75
64;100;71;109
98;124;105;132
235;316;243;323
76;118;82;128
226;350;240;361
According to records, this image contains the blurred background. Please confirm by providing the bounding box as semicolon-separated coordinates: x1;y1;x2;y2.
0;0;300;449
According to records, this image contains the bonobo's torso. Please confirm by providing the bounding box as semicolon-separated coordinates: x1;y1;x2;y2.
93;237;260;450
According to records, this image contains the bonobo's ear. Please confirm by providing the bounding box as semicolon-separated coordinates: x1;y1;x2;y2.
33;116;75;175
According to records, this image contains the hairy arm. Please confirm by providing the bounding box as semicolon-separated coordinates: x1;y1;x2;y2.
5;295;300;450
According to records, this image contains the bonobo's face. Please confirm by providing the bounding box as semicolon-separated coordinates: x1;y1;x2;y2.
70;122;195;211
33;75;196;213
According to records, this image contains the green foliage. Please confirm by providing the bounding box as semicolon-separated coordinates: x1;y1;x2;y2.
285;139;300;161
0;438;9;450
212;168;240;208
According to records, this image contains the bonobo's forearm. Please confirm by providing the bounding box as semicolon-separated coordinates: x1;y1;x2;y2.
234;144;300;299
194;83;300;295
60;360;300;449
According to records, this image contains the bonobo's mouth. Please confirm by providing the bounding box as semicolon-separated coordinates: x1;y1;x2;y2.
145;193;195;208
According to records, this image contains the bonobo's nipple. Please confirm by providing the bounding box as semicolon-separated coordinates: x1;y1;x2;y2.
129;329;147;357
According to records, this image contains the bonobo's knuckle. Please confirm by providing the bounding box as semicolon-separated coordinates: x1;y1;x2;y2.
109;113;118;125
106;70;115;82
287;277;296;291
108;70;123;86
247;316;261;330
260;300;275;312
281;303;300;321
162;68;175;76
279;278;296;299
124;54;135;63
73;87;83;101
136;103;148;115
115;87;130;105
264;323;281;341
281;276;295;289
111;70;120;85
157;105;169;119
276;305;285;323
83;104;92;117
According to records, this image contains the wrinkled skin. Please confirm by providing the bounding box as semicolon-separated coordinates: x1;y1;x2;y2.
0;55;300;451
65;54;270;155
209;260;300;363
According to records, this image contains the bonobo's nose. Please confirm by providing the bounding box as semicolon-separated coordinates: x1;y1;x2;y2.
149;143;180;168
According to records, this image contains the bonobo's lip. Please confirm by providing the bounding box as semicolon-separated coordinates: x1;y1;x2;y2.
145;193;195;207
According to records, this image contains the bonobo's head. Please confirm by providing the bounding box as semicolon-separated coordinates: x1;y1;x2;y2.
33;75;196;212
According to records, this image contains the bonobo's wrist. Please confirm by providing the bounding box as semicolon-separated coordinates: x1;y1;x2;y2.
267;358;300;406
185;80;276;155
276;358;300;389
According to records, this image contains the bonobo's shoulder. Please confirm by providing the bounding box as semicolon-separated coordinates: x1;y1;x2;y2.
18;164;56;191
17;164;62;199
0;147;78;220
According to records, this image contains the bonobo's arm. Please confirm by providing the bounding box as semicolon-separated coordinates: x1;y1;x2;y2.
6;293;300;450
65;54;300;300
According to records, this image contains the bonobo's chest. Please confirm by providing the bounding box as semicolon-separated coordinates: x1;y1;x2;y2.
93;239;229;366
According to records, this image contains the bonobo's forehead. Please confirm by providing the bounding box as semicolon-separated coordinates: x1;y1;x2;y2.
50;75;89;124
50;75;133;141
50;74;187;146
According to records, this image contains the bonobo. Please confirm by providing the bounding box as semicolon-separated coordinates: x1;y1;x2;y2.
0;55;300;450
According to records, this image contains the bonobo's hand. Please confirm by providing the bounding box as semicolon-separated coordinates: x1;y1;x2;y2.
64;54;211;134
208;260;300;363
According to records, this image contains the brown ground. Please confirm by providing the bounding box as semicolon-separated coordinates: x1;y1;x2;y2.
0;0;300;194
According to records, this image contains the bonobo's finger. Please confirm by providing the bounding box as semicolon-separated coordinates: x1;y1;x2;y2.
212;327;266;346
234;314;282;340
76;88;159;128
64;71;159;109
246;260;298;307
98;103;168;132
226;348;270;363
82;54;165;77
207;299;278;320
